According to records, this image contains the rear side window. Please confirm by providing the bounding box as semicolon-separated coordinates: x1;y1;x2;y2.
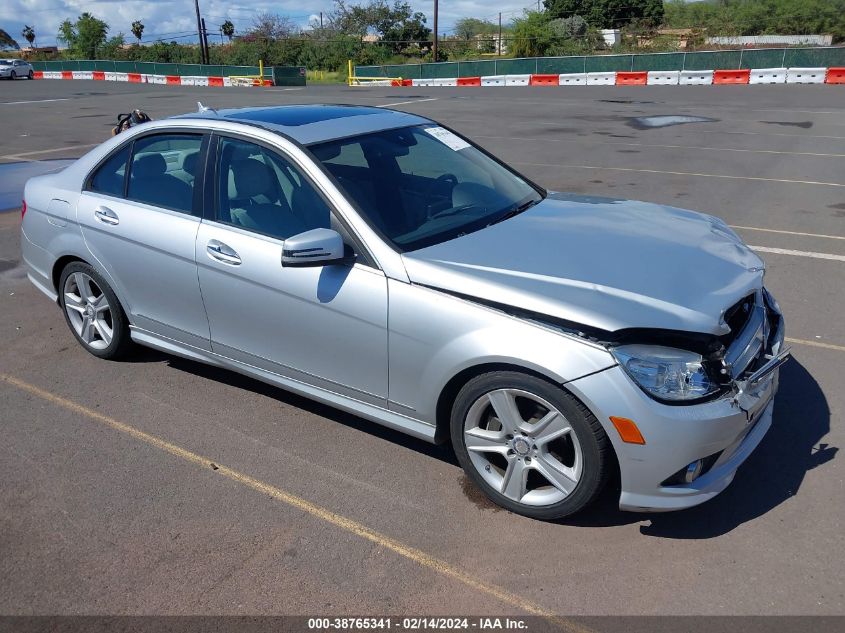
127;134;203;214
89;145;130;197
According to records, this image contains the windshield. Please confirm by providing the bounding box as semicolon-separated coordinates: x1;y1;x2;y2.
308;124;543;252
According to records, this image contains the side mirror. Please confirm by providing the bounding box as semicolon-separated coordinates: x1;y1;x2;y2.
281;228;346;267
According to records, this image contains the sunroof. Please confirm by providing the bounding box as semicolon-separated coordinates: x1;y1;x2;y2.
224;105;380;127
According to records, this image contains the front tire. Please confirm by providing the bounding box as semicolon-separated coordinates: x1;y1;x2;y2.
10;71;16;80
59;262;133;360
451;371;610;520
28;70;34;80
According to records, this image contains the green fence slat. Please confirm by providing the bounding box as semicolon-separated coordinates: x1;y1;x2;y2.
585;55;633;72
495;58;535;75
458;60;496;77
631;53;684;71
536;57;585;74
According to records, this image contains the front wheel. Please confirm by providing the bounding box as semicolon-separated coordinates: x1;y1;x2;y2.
10;71;16;80
28;70;34;80
59;262;133;360
451;371;611;520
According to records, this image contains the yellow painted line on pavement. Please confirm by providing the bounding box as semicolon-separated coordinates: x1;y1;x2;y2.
785;337;845;353
0;373;589;632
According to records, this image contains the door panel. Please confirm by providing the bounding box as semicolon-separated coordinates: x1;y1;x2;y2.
196;221;388;404
77;193;210;348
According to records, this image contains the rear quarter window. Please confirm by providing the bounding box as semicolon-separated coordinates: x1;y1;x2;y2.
88;145;130;197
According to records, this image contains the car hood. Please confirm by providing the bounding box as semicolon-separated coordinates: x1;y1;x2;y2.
402;193;765;336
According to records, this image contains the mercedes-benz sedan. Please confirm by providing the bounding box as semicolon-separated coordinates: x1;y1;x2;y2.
20;105;788;519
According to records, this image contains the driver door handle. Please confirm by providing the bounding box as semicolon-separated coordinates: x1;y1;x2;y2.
207;240;241;265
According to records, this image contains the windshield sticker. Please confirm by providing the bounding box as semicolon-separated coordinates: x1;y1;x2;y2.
424;127;471;151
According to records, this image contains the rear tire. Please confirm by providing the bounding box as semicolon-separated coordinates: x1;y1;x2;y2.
10;71;16;80
451;371;610;520
28;70;33;80
58;262;133;360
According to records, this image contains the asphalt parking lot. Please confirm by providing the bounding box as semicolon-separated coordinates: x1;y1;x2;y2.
1;80;843;621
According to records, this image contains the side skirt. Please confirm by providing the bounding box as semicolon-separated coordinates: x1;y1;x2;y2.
129;326;437;443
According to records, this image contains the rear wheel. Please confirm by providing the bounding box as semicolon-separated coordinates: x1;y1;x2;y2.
10;71;16;80
59;262;132;359
28;70;33;80
451;371;610;520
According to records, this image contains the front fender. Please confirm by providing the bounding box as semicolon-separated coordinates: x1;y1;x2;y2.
387;280;615;424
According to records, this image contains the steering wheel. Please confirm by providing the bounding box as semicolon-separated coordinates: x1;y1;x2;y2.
424;174;459;217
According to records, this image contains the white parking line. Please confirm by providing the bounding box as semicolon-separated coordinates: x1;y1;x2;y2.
731;225;845;241
0;98;71;105
749;245;845;262
474;135;845;159
378;98;438;108
514;162;845;188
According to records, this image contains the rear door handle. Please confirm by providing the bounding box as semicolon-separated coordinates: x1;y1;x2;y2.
94;206;119;225
206;240;241;265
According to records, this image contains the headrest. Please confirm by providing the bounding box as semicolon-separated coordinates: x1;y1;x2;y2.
182;151;200;175
231;158;274;199
133;154;167;179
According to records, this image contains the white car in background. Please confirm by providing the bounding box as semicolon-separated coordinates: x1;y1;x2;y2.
0;58;34;80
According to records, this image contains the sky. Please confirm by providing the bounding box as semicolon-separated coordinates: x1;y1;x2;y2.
1;0;537;47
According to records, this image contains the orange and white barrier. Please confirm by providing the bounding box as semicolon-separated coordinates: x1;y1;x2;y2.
647;70;680;85
586;72;616;86
34;65;845;89
558;73;587;85
33;70;267;87
786;67;827;84
616;71;648;85
750;67;787;84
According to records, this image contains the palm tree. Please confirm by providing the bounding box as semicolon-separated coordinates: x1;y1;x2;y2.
21;25;36;48
131;20;144;44
221;20;235;42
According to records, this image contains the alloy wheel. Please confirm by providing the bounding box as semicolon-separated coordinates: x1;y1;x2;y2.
463;388;583;506
63;272;114;350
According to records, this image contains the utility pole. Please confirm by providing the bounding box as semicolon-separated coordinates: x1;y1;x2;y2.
193;0;205;63
498;12;502;56
433;0;438;62
201;17;210;64
320;12;323;30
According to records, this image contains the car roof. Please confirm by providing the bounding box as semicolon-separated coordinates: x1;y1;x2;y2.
171;104;431;145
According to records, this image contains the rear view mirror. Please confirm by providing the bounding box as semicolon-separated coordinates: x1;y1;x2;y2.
281;228;345;267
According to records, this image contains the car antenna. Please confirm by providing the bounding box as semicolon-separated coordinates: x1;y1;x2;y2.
197;101;217;115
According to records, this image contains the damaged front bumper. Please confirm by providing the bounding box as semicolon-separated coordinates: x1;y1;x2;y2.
566;287;788;513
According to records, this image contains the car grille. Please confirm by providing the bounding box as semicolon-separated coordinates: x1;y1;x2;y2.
721;290;783;380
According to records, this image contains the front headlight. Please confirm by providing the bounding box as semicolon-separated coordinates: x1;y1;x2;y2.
611;344;718;402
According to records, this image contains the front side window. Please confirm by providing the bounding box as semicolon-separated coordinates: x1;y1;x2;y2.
127;134;203;214
216;137;332;241
89;144;130;197
309;125;542;252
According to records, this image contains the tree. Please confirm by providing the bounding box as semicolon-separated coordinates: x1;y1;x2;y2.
131;21;144;44
248;12;297;40
453;17;496;41
58;13;110;58
328;0;431;52
221;20;235;42
543;0;664;29
21;25;36;48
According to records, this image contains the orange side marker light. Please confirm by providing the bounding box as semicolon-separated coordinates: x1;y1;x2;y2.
610;416;646;445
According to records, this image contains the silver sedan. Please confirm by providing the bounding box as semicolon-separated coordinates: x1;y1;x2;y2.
0;58;34;80
20;105;788;519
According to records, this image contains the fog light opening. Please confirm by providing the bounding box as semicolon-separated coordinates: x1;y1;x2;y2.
684;459;704;483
